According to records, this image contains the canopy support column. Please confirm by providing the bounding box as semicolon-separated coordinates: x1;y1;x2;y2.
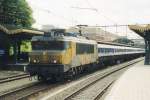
13;41;18;64
145;40;150;64
129;25;150;65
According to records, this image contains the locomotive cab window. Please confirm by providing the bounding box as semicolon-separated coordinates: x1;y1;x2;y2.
32;41;69;50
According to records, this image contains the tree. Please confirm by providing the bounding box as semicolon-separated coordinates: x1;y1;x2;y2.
0;0;35;28
113;37;134;46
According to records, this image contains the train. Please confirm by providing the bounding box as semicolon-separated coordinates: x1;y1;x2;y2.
97;42;145;64
27;31;145;81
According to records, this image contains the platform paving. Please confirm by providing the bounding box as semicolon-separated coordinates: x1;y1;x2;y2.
104;60;150;100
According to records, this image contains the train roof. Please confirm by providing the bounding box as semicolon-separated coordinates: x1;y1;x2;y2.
97;41;145;49
31;35;97;44
98;43;144;50
97;41;133;47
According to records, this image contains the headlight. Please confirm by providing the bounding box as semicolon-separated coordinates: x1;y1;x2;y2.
29;57;30;62
33;59;36;63
53;60;57;63
33;59;40;63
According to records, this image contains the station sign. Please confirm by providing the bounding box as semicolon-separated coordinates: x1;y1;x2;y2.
0;50;5;56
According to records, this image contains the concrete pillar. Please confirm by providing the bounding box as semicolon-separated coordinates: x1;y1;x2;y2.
145;38;150;65
17;41;21;62
13;42;18;64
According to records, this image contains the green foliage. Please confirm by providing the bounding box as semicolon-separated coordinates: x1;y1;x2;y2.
0;0;35;28
113;37;134;46
20;41;31;52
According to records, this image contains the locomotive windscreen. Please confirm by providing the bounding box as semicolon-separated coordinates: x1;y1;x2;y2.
32;41;69;50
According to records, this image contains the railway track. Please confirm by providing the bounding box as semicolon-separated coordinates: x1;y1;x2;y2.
64;63;132;100
0;82;57;100
0;57;143;100
64;77;114;100
34;57;143;100
93;82;113;100
0;73;30;84
0;73;39;100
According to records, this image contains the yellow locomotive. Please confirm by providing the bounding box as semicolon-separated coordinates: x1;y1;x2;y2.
27;31;98;80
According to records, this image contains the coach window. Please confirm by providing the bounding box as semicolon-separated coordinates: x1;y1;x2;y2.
102;48;105;53
76;43;94;54
106;48;109;53
100;48;103;53
99;48;104;53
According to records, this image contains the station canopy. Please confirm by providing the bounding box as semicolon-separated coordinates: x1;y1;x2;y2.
0;24;10;34
9;29;44;40
0;24;44;64
129;24;150;39
129;24;150;65
0;24;44;40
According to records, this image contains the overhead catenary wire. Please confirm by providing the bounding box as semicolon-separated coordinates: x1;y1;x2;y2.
29;1;150;29
71;7;98;12
31;4;79;25
84;0;118;25
71;0;119;36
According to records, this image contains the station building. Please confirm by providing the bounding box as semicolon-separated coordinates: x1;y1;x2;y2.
0;25;10;66
0;24;44;68
66;26;119;42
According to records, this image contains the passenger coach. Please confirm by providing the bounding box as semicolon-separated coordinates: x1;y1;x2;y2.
97;42;145;64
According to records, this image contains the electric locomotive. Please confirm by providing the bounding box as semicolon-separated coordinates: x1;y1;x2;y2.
27;31;98;80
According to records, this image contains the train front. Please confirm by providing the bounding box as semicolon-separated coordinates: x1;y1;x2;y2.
27;36;72;79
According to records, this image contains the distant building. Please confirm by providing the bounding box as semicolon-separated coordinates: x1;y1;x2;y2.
41;25;56;32
66;26;119;42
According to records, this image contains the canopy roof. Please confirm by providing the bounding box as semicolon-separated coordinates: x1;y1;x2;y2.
129;24;150;38
10;29;44;35
8;29;44;40
0;24;44;39
0;24;10;34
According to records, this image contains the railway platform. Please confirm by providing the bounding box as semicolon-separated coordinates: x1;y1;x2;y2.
104;60;150;100
6;63;28;71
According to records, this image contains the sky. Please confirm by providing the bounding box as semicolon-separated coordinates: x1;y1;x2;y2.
26;0;150;39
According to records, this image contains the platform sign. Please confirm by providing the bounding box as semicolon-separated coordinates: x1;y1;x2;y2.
0;50;5;56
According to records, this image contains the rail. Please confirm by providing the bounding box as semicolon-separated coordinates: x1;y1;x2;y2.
0;73;30;84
